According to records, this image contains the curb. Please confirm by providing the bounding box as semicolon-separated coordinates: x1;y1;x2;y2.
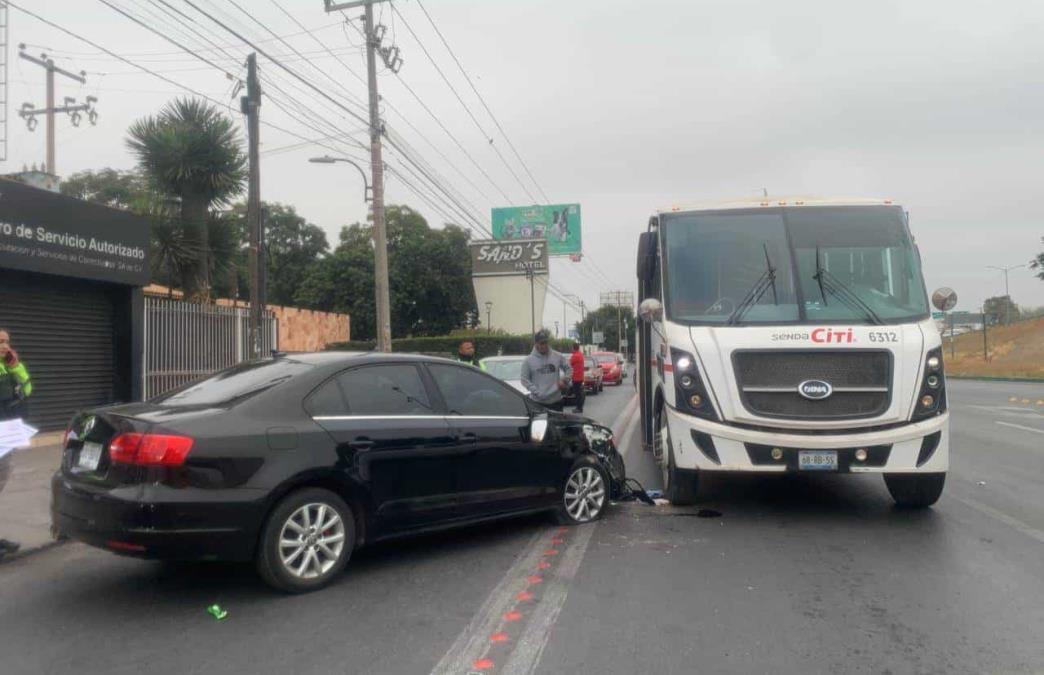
948;375;1044;384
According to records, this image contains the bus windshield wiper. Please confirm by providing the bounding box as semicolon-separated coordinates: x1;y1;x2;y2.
812;249;884;325
726;244;778;325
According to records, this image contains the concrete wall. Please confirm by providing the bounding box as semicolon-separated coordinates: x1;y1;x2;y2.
473;274;548;335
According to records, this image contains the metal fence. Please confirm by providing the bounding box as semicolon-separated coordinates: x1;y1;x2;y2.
144;296;278;399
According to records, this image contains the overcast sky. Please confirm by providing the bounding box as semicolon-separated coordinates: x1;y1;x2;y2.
6;0;1043;330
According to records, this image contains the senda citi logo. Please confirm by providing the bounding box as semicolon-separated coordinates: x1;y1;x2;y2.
811;328;854;344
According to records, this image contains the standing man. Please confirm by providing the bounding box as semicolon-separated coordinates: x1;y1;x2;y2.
0;328;32;558
456;340;478;367
521;330;570;412
569;342;586;413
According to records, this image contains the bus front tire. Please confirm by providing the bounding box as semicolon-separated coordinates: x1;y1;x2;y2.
884;473;945;508
658;408;699;506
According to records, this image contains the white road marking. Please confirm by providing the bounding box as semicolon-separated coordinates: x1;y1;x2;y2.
429;395;638;675
994;420;1044;435
950;494;1044;547
499;525;596;675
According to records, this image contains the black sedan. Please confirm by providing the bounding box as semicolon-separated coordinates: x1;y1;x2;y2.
52;352;626;592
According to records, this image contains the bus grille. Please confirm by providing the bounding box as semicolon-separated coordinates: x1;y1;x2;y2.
732;350;892;420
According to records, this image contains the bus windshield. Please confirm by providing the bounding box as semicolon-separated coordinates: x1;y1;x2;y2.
661;205;929;325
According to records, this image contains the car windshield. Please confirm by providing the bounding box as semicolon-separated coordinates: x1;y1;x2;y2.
595;355;616;364
661;205;929;325
482;358;524;380
152;358;313;406
585;358;597;368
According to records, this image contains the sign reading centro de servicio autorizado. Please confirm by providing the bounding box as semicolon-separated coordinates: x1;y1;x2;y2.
491;203;581;256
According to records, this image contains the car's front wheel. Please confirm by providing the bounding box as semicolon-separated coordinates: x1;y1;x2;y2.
555;457;609;525
257;488;356;593
884;473;945;508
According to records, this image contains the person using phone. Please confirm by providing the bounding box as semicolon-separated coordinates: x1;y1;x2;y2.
0;328;32;558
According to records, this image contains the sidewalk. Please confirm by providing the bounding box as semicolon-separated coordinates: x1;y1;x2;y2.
0;433;64;562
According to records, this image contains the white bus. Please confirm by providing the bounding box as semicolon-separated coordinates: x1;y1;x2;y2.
635;197;951;507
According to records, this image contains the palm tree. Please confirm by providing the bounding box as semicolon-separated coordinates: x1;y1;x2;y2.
127;98;246;301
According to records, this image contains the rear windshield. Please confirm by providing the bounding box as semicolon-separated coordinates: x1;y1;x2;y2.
153;359;313;406
595;355;616;364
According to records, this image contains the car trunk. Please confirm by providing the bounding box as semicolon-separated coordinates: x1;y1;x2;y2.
62;410;151;490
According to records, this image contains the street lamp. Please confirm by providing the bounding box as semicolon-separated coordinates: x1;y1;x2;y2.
986;263;1027;324
308;155;372;202
310;155;391;353
484;300;493;334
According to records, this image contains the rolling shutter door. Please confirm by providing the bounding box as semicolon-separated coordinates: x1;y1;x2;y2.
0;270;115;430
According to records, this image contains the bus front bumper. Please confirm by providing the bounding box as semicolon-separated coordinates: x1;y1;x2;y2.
665;407;949;474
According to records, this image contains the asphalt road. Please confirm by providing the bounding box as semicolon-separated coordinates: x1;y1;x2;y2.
2;375;1043;674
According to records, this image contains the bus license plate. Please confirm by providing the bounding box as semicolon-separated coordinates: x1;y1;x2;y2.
799;450;837;471
77;442;103;471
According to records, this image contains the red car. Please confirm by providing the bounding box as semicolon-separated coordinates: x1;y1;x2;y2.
583;356;604;394
592;352;623;385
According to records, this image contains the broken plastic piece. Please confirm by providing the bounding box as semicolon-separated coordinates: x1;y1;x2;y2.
207;604;228;620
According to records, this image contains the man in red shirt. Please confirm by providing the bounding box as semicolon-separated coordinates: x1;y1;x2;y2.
569;342;586;413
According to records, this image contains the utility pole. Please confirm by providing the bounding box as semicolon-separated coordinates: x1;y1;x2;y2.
242;53;262;358
323;0;399;352
525;265;536;335
986;264;1026;325
579;300;587;342
17;47;98;174
981;306;988;361
600;290;635;354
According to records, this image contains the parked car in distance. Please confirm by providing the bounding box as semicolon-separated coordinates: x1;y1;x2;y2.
584;356;604;394
52;353;627;593
592;351;624;385
478;355;528;394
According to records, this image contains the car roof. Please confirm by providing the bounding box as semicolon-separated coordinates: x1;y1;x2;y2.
480;355;525;361
283;351;469;369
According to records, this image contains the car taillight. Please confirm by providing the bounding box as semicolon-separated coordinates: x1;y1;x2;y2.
109;433;194;466
62;424;72;448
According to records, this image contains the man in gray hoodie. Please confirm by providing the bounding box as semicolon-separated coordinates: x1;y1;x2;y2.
521;330;571;411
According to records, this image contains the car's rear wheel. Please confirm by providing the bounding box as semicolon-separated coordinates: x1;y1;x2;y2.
555;457;609;525
257;488;356;593
884;473;945;508
657;406;699;505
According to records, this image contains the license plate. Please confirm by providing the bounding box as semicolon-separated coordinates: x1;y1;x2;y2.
77;442;103;471
798;450;837;471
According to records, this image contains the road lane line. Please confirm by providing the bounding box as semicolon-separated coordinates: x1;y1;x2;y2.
499;525;596;675
949;494;1044;546
429;395;638;675
994;420;1044;435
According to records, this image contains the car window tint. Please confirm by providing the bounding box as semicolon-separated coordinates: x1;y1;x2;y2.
337;364;431;416
428;364;528;417
305;378;347;417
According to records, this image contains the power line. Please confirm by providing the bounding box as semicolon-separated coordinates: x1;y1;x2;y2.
413;0;549;204
389;1;536;204
95;0;239;80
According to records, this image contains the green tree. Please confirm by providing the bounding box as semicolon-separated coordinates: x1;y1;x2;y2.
60;168;149;210
1031;237;1044;281
575;305;636;352
261;203;328;306
294;205;475;340
127;98;246;301
983;294;1020;325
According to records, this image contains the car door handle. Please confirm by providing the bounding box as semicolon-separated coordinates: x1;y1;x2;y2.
348;439;375;451
459;433;479;444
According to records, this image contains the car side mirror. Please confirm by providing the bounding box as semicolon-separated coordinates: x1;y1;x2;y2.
530;415;549;443
638;298;663;322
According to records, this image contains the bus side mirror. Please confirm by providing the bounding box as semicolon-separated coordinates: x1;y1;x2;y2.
638;298;663;322
637;231;658;282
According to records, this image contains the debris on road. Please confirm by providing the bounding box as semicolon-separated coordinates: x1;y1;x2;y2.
653;498;670;506
978;481;987;486
207;604;228;621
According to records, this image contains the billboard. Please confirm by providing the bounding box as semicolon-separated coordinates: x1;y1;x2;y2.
491;203;581;256
0;178;151;286
470;238;548;277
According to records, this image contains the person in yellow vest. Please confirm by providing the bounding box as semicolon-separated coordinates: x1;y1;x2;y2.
0;328;32;558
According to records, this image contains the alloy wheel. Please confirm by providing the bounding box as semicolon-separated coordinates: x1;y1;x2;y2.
278;502;347;580
564;467;606;523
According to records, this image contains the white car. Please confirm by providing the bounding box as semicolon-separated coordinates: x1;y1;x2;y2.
478;355;529;395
